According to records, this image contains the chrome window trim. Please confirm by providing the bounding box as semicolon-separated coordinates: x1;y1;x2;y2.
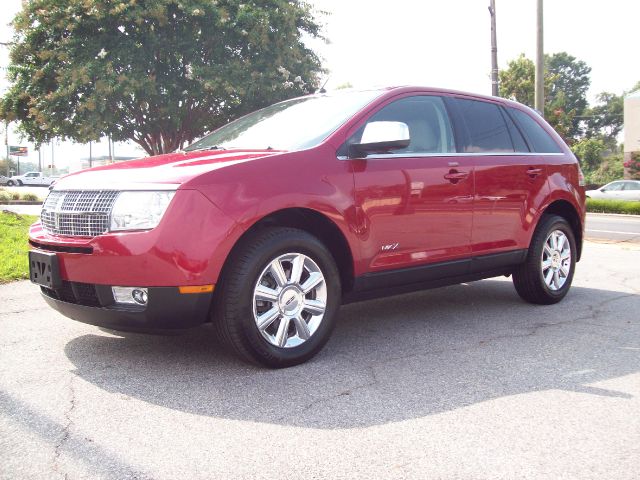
337;152;565;161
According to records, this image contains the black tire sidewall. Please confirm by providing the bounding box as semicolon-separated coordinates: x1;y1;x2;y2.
532;217;577;301
227;229;341;367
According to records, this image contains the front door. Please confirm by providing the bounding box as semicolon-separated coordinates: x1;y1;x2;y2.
349;95;474;274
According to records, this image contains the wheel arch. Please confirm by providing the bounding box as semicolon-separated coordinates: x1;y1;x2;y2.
220;207;355;293
537;199;584;261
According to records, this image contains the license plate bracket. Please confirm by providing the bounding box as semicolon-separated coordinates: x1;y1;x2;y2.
29;251;62;289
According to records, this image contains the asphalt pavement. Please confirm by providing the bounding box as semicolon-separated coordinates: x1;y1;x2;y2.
586;213;640;243
1;240;639;479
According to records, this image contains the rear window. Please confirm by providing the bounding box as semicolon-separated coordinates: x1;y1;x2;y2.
507;108;562;153
454;98;514;153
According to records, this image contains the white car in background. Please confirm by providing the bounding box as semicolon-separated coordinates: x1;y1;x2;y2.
6;171;58;187
586;180;640;201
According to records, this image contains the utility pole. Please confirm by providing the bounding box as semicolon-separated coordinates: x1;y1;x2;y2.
108;135;113;163
535;0;544;114
89;141;93;168
51;140;55;175
489;0;499;96
38;148;41;172
4;120;8;163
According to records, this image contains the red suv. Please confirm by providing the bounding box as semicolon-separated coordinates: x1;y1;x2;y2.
28;87;586;367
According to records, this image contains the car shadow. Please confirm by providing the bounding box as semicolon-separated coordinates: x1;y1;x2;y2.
64;279;640;429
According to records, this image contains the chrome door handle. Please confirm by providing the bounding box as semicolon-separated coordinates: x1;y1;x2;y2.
444;170;469;182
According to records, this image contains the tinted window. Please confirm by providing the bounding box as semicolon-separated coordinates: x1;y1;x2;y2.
502;108;529;152
623;182;640;191
356;96;455;154
453;98;513;153
508;108;562;153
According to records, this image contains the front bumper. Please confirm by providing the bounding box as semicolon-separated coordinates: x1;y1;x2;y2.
40;282;213;332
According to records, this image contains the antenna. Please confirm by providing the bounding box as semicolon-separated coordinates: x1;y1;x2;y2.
317;76;330;94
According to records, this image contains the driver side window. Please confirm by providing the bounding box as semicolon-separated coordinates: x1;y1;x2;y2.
352;96;455;155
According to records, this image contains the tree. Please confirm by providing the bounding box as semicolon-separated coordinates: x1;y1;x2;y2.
499;52;591;142
571;137;606;172
583;92;623;147
498;54;536;107
546;52;591;138
0;0;325;155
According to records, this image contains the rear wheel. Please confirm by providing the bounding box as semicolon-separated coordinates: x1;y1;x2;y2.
6;180;14;186
513;215;576;305
213;227;341;368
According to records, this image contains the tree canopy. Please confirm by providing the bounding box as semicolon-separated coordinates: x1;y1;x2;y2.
0;0;325;155
498;52;591;141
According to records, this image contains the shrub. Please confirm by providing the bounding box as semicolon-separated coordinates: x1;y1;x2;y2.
587;153;624;186
0;191;11;203
10;192;20;201
21;193;39;201
624;152;640;180
586;198;640;215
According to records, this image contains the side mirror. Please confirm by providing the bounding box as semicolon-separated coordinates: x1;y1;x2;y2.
349;121;410;158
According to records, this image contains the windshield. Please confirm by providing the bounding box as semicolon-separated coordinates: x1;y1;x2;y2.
184;90;383;152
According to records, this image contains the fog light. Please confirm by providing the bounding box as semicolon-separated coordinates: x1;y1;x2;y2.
112;287;149;306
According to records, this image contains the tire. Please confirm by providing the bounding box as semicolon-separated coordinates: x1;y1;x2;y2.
513;214;577;305
6;180;14;186
213;227;342;368
17;180;23;186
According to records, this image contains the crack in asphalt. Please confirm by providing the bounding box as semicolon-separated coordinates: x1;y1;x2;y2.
0;308;46;316
282;293;638;418
52;376;76;478
274;363;380;423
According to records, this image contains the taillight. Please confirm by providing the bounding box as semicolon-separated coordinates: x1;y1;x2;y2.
577;165;586;187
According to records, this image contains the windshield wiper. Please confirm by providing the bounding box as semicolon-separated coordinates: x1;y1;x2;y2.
184;145;226;152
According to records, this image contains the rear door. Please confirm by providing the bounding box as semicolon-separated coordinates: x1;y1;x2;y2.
621;181;640;201
451;98;549;258
23;173;39;185
348;95;474;273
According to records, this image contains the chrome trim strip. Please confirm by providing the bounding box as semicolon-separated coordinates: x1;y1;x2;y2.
337;152;565;160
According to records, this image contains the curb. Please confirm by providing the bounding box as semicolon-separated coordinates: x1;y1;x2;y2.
587;212;640;218
0;201;43;206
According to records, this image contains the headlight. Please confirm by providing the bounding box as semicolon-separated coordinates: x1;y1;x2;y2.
110;191;175;232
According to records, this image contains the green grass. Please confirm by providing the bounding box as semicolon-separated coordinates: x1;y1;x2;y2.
586;198;640;215
0;211;38;283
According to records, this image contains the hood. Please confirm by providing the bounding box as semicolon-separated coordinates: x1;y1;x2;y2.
52;149;283;190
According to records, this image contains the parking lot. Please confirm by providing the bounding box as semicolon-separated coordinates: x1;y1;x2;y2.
1;240;639;479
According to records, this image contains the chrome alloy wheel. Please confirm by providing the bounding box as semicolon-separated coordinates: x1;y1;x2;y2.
541;230;572;291
252;253;327;348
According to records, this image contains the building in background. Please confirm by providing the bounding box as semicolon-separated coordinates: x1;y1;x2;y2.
71;155;139;173
624;91;640;179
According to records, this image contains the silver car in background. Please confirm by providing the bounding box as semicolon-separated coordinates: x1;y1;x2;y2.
586;180;640;201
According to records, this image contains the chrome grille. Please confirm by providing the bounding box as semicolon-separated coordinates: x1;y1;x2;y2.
41;190;120;237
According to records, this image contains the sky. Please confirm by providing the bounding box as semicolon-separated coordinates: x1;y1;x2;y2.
1;0;639;171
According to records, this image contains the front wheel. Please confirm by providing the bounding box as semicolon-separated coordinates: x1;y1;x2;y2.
17;180;23;186
513;215;577;305
213;227;341;368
